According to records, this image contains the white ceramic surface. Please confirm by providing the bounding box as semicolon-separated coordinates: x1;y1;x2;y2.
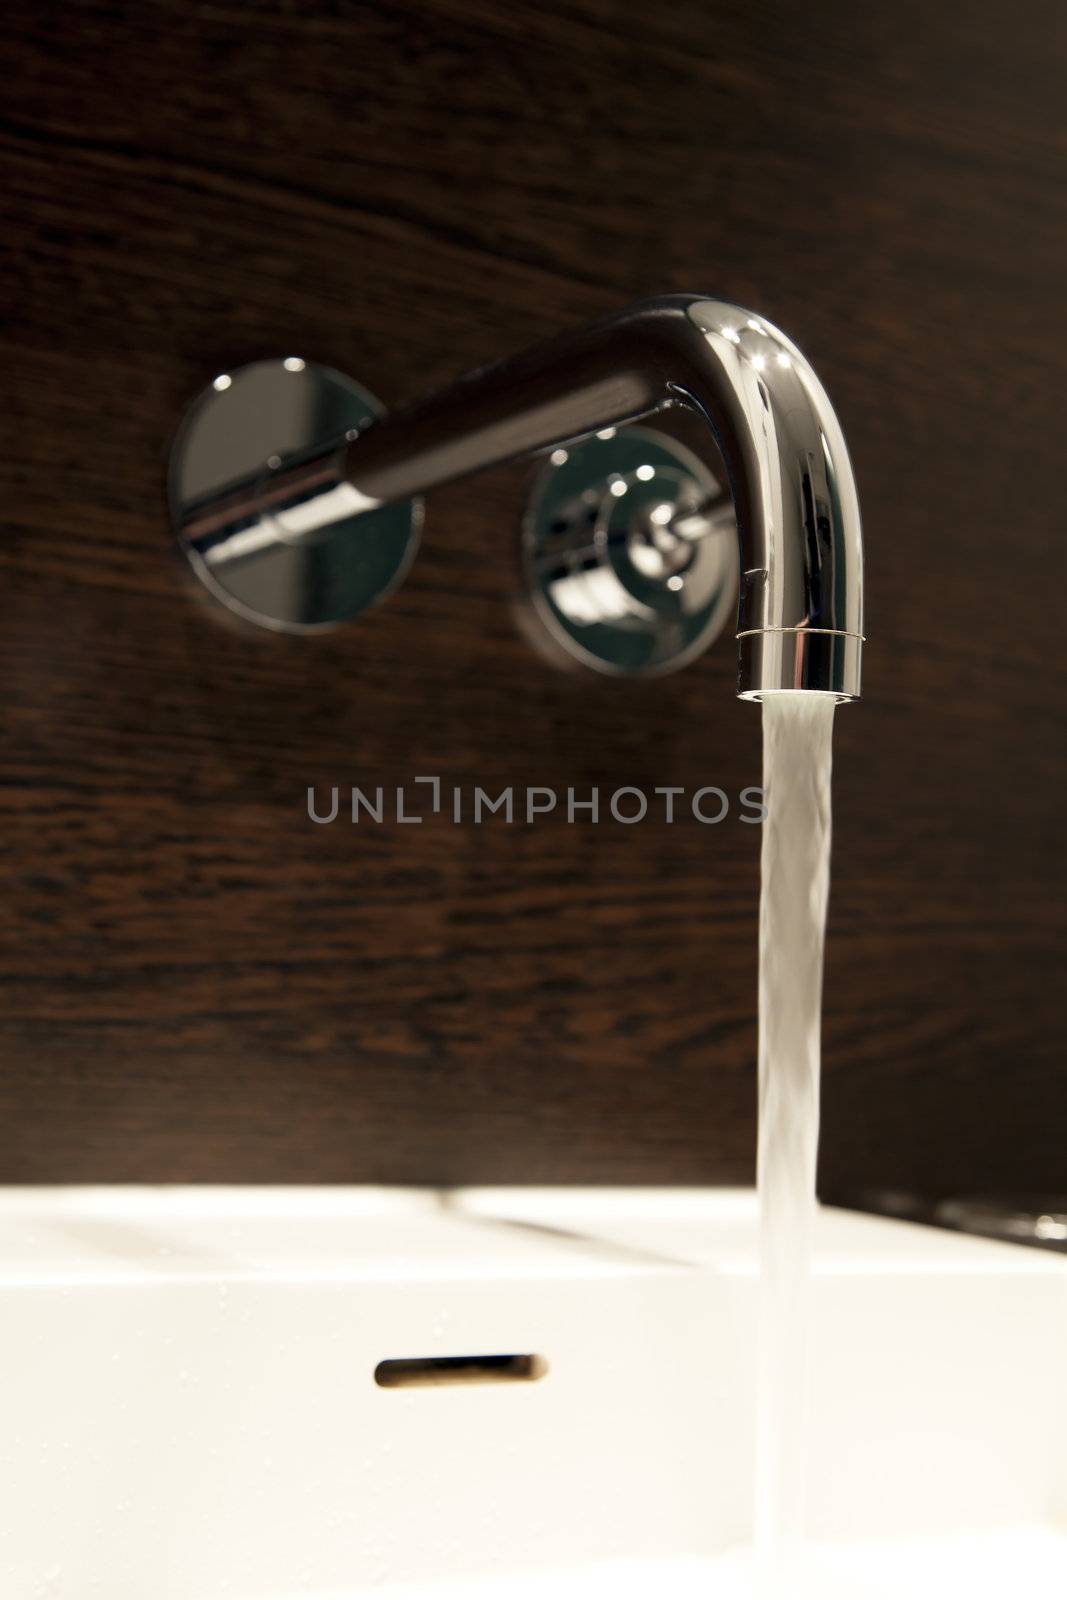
1;1187;1064;1597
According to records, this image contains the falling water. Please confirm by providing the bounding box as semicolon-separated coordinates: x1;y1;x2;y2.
754;693;836;1592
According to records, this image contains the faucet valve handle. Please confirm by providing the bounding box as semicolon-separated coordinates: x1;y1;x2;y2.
519;425;736;676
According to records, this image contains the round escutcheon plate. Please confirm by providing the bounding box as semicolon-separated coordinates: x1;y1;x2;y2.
169;358;421;632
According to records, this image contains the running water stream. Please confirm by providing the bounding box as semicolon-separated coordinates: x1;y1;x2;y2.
754;693;837;1592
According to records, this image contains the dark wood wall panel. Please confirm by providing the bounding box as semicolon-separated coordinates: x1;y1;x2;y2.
1;0;1064;1193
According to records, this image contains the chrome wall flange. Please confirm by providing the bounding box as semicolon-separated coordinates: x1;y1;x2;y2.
520;426;737;676
169;358;421;633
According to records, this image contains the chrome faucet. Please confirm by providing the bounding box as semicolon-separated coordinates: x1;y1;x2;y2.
170;295;863;699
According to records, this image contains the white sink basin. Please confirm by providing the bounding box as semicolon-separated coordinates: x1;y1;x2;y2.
1;1187;1064;1597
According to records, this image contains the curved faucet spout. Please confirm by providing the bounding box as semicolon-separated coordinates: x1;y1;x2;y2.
341;296;863;699
175;296;863;698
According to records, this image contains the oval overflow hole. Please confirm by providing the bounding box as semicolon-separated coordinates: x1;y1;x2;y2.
374;1354;547;1389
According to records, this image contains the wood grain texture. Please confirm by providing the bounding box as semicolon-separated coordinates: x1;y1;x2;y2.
0;0;1064;1194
